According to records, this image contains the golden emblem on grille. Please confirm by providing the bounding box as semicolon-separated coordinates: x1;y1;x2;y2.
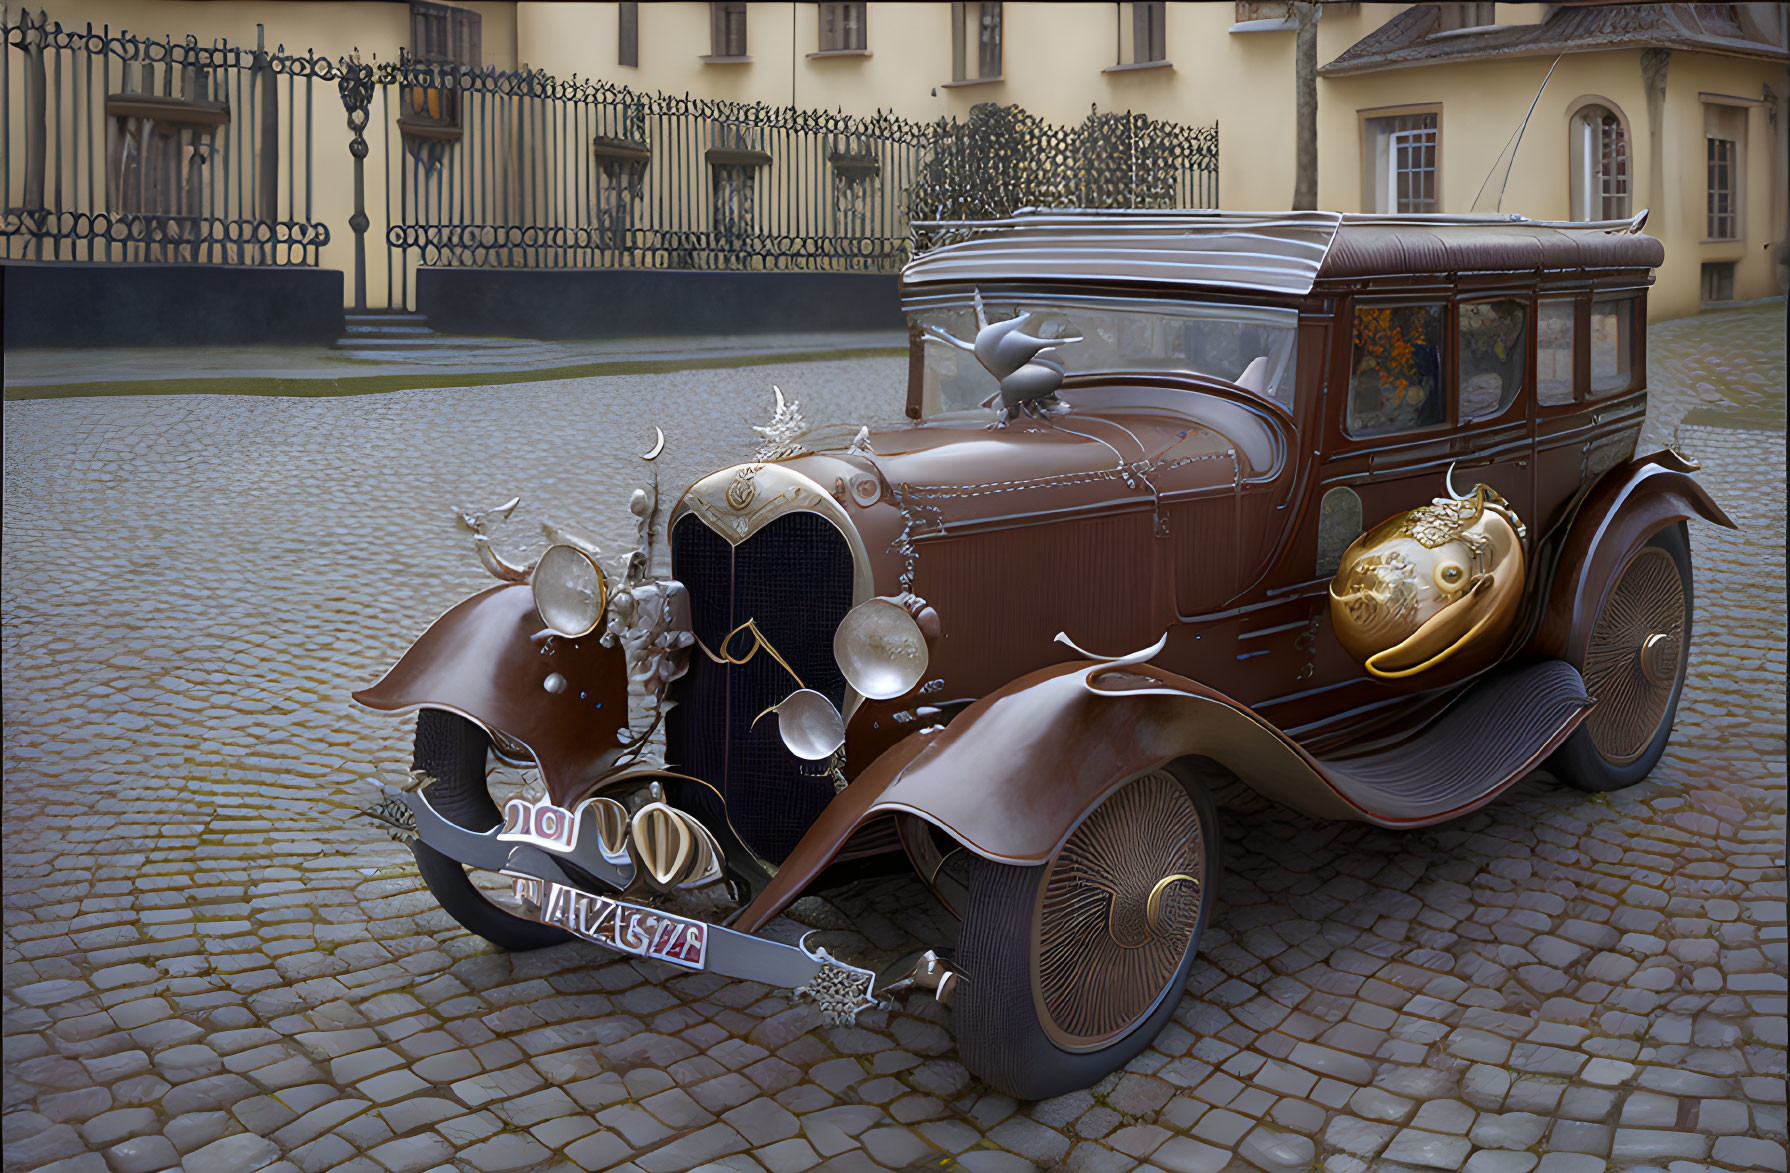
1329;470;1527;679
725;465;761;511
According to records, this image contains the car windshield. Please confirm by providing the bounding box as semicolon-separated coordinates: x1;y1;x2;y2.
913;297;1299;417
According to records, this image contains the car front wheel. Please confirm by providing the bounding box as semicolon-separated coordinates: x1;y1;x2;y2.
410;708;572;951
951;767;1218;1100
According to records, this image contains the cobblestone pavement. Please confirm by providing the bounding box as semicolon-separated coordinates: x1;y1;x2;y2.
4;305;1785;1173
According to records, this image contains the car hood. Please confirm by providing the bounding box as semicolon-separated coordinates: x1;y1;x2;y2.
808;386;1287;532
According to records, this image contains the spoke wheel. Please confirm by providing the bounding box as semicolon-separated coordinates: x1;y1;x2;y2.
1580;546;1687;764
1551;524;1694;792
952;767;1218;1100
1034;771;1207;1051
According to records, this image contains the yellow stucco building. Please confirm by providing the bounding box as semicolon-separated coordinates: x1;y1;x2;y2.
5;1;1786;320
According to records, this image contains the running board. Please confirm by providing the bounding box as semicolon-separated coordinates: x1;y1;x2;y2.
1314;659;1592;825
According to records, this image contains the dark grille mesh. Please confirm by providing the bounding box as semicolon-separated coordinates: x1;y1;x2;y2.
665;512;853;863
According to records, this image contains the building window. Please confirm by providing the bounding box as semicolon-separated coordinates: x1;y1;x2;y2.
1701;262;1735;304
1347;303;1445;437
1130;3;1167;64
1536;299;1575;406
1365;112;1438;213
619;2;638;67
1570;104;1629;220
1589;296;1637;395
1234;2;1290;21
710;2;748;59
1707;138;1738;238
1458;299;1526;422
820;2;867;52
1434;2;1496;32
953;2;1002;82
406;2;480;130
1704;102;1746;240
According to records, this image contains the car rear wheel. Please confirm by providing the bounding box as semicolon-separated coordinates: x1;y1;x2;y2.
1550;524;1693;792
951;767;1218;1100
411;708;571;951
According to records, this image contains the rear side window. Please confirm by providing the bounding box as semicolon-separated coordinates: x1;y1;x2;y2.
1590;295;1639;394
1348;303;1444;437
1536;299;1576;406
1458;299;1526;422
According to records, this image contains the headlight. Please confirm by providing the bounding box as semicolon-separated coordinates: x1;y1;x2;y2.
833;597;929;700
532;544;609;638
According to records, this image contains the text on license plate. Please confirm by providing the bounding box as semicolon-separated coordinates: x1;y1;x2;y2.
510;876;707;969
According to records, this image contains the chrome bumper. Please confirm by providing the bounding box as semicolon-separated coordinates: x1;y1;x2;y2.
368;782;941;1024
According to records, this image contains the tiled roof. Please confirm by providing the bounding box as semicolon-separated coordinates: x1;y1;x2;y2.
1320;3;1788;77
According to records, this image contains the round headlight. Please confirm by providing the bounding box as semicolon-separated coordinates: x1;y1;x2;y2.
833;597;929;700
532;544;609;638
775;689;846;761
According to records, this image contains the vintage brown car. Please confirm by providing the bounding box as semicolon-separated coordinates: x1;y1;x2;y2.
355;209;1730;1099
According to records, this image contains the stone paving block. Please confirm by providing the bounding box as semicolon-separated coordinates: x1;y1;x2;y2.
722;1097;800;1146
634;1122;750;1173
562;1128;636;1170
756;1137;822;1173
104;1133;182;1173
180;1131;283;1173
457;1131;555;1172
365;1132;456;1173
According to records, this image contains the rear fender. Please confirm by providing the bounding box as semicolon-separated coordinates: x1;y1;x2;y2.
1529;451;1733;662
733;659;1359;933
352;584;630;805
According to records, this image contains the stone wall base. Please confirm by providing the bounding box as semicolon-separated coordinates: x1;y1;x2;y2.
3;262;344;349
417;268;903;339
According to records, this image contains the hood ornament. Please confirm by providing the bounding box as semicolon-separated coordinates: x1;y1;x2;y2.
752;386;810;461
922;290;1083;424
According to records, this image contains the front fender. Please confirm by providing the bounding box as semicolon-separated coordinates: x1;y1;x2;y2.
1529;450;1734;662
734;659;1361;933
352;584;629;805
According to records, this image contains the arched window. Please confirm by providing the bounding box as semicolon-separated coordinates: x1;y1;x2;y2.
1571;104;1630;220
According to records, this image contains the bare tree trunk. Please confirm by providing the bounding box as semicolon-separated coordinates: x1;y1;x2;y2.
1292;1;1317;210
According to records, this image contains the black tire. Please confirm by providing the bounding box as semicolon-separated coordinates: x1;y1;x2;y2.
951;768;1220;1100
411;709;571;951
1550;524;1694;792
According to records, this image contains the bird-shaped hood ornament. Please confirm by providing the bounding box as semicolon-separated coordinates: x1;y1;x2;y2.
922;290;1083;424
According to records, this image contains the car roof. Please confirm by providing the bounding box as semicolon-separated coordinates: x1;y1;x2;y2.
902;209;1665;298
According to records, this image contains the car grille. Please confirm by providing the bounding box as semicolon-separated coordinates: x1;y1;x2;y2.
665;511;854;863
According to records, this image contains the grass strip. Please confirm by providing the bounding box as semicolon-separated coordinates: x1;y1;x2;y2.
3;345;908;402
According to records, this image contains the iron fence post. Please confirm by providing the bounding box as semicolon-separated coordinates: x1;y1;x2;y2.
339;56;374;311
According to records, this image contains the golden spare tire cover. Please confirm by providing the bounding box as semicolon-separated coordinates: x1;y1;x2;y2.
1328;482;1527;679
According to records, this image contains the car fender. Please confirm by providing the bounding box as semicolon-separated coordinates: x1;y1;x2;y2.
733;658;1364;933
1528;451;1734;662
352;584;630;805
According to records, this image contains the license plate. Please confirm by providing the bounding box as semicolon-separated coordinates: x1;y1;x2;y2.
510;876;707;970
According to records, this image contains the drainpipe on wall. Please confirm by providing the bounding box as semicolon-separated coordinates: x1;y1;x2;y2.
1291;1;1317;210
1769;82;1789;292
1641;48;1670;227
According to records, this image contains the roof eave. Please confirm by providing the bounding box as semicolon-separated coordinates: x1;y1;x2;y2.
1321;37;1789;77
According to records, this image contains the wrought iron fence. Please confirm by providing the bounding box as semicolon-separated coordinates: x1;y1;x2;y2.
368;58;941;306
1;7;331;265
2;5;1219;302
908;103;1219;250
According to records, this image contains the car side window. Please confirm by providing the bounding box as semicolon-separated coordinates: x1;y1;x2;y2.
1347;303;1444;437
1458;299;1527;422
1590;295;1639;395
1536;298;1576;406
